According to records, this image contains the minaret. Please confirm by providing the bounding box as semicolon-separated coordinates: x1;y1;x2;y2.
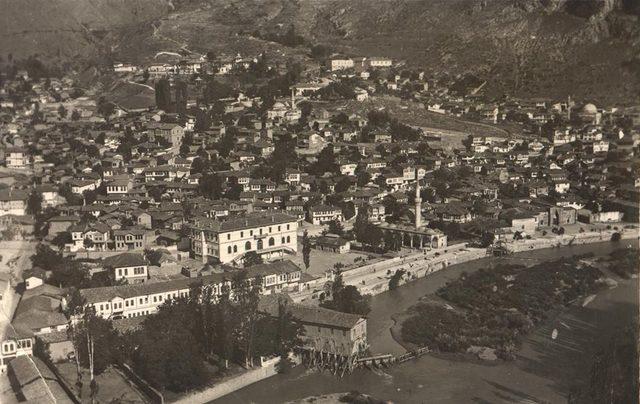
291;89;296;110
415;170;422;229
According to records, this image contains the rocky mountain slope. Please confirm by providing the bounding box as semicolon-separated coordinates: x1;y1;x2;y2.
1;0;638;103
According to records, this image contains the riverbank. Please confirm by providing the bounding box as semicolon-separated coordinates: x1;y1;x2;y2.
213;238;638;404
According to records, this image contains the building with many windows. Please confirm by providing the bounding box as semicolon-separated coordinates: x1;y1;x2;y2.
102;252;148;284
190;213;299;264
81;260;305;319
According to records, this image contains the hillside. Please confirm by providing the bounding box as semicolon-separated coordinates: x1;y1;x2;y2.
1;0;638;103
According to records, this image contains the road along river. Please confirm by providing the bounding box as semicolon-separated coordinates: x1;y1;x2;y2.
214;238;638;404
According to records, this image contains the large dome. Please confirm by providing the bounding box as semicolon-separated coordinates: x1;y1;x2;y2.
582;103;597;114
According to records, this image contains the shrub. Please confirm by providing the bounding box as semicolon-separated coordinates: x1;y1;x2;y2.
611;232;621;242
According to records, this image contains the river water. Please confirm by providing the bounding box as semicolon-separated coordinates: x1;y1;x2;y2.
215;239;638;404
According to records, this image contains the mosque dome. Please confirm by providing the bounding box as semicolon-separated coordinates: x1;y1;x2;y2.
582;103;597;114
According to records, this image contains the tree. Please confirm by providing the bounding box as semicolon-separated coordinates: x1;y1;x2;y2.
155;78;171;111
57;104;67;119
26;191;42;216
328;220;344;236
72;310;122;379
321;282;371;316
71;109;81;121
198;174;223;200
389;269;405;290
133;315;208;392
96;97;115;121
302;230;311;270
83;237;94;250
244;251;263;267
231;270;262;368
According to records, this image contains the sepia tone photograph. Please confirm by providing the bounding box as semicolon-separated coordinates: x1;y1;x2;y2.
0;0;638;403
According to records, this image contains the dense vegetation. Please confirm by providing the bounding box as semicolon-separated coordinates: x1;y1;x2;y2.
401;255;607;359
64;271;304;393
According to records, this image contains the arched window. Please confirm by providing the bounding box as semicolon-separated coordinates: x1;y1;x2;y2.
245;241;251;251
268;237;275;246
257;239;264;250
227;246;232;254
233;245;238;253
286;236;291;243
281;237;285;244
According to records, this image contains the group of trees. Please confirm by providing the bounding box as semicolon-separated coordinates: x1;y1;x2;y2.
320;267;371;316
128;273;303;391
401;254;607;357
64;271;305;394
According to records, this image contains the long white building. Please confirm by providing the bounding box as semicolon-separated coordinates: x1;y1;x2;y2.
80;260;304;320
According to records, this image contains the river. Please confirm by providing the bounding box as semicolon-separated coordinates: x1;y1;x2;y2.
214;239;638;404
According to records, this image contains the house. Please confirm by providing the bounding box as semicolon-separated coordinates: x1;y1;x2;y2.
259;298;368;358
148;122;185;147
7;356;73;402
68;178;100;194
0;189;28;216
5;147;29;169
67;221;111;251
315;236;351;254
577;209;623;224
102;252;148;284
500;209;539;234
365;57;392;68
308;205;343;225
105;178;133;194
329;57;354;71
190;213;299;264
46;215;81;237
113;228;149;251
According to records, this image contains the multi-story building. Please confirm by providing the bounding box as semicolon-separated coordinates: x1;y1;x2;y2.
190;213;299;264
113;228;148;251
365;57;392;69
329;57;355;71
67;222;111;251
0;189;27;216
5;147;29;169
308;205;343;225
82;260;304;320
102;252;148;284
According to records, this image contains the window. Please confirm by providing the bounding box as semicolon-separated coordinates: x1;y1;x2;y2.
233;245;238;253
278;225;281;231
227;234;231;240
268;237;275;246
287;224;290;230
228;246;232;254
245;241;251;251
250;230;253;236
281;237;285;244
286;236;291;243
240;231;244;237
259;228;263;235
269;227;272;233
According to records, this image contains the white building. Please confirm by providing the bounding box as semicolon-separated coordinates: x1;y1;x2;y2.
81;260;304;320
5;147;29;169
308;205;343;225
102;253;148;284
329;57;355;71
191;213;299;264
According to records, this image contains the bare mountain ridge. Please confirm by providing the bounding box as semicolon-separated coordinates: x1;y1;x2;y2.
1;0;638;102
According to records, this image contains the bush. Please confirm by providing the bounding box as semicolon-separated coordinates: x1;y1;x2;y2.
611;232;621;242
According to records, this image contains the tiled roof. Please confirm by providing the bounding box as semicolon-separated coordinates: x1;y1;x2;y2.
102;252;146;269
192;212;297;233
